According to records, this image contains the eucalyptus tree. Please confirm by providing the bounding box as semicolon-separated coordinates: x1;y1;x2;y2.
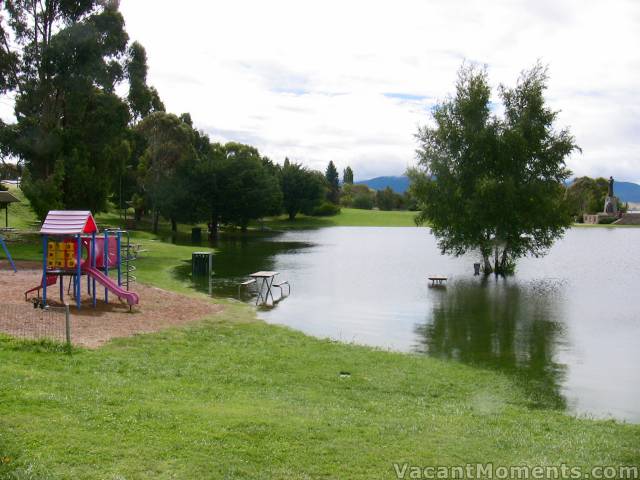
409;64;578;274
135;112;198;233
0;1;159;217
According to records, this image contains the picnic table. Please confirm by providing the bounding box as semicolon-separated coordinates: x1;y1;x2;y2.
428;275;447;287
250;271;279;305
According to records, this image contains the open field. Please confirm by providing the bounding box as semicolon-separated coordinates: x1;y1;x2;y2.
2;309;639;479
258;208;418;228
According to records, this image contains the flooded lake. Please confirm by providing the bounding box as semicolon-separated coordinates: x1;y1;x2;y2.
188;227;640;422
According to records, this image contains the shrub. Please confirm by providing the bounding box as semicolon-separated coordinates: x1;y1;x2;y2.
352;193;374;210
598;216;617;225
313;202;341;216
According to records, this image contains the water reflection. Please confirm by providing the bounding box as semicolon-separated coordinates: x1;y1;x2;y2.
178;227;640;422
175;232;312;297
415;278;567;409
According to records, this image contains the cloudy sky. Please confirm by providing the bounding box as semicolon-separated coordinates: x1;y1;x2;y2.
5;0;639;182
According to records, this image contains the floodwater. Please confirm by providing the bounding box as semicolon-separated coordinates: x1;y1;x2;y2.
185;227;640;422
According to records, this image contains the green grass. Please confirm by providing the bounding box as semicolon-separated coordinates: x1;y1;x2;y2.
1;313;639;479
259;208;418;229
1;185;39;231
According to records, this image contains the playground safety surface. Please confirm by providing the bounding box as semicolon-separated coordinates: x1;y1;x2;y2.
0;264;223;348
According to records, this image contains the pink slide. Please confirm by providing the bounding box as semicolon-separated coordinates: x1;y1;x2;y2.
84;267;139;306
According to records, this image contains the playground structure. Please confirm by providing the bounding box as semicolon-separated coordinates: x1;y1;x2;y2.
25;210;139;309
0;236;17;272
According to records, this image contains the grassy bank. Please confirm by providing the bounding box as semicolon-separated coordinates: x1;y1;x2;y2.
1;311;639;479
259;208;418;229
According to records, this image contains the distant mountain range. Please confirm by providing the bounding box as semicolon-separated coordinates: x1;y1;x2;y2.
357;176;640;202
610;181;640;203
356;176;410;193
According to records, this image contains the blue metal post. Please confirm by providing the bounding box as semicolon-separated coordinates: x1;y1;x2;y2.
104;230;109;304
0;238;17;273
116;231;122;287
92;232;96;308
42;235;48;306
76;234;81;310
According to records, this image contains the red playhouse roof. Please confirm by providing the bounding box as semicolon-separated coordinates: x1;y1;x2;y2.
40;210;99;235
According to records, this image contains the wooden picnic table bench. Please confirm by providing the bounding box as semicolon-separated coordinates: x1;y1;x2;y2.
428;275;447;286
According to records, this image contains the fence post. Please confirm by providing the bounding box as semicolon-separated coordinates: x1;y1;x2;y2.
64;303;71;351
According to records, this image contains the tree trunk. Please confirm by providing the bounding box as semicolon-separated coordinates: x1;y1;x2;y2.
209;213;218;238
493;246;500;275
499;247;509;273
482;253;493;274
152;208;159;234
288;210;296;221
171;218;177;232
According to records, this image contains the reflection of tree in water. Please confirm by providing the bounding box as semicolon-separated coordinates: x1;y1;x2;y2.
173;232;313;297
415;278;567;410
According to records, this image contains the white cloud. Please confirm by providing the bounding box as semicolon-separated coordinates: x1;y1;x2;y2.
4;0;640;182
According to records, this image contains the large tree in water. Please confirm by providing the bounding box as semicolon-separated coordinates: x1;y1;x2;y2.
408;64;579;275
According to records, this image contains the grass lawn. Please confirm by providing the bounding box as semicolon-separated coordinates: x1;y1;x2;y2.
258;208;418;229
1;310;639;479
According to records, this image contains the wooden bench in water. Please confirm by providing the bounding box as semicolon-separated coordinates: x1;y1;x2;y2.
428;275;447;287
238;278;256;297
273;280;290;296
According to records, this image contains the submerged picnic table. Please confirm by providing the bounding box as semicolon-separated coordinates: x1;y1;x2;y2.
428;275;447;287
250;271;279;305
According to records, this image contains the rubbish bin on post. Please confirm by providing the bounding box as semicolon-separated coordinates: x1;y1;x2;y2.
192;251;213;277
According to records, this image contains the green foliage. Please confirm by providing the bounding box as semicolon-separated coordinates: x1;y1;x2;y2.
409;63;578;275
127;41;165;121
340;183;373;208
1;1;134;216
375;187;401;211
280;161;325;220
342;166;354;184
325;160;340;204
135;112;199;232
0;161;20;180
312;201;340;217
565;176;614;218
352;193;374;210
217;142;282;230
20;159;65;220
598;216;617;225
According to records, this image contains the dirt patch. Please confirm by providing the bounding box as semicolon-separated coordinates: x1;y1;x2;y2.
0;267;223;348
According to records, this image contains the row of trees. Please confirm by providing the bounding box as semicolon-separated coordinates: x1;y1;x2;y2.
340;184;416;211
0;1;357;232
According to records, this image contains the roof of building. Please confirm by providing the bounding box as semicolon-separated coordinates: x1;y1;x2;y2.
0;191;20;204
40;210;98;235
